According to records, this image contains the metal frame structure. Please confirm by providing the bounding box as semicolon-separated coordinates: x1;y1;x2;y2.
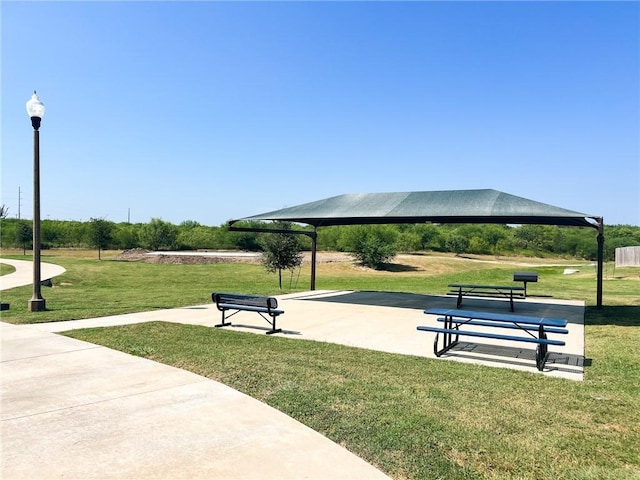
228;189;604;307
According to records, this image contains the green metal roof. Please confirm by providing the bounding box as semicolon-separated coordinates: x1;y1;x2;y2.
230;189;599;228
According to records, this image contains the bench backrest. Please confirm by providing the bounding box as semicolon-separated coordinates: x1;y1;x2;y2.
448;284;525;290
213;292;278;309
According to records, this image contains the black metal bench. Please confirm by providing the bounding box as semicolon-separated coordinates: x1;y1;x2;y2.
447;283;525;311
419;308;568;371
212;292;284;335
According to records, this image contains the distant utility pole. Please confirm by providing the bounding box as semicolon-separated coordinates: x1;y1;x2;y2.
18;187;22;219
128;208;130;223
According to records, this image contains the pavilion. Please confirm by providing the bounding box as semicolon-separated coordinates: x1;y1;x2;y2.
228;189;604;307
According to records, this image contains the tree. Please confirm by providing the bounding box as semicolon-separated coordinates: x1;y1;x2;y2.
339;225;398;269
260;222;304;289
484;225;509;256
15;221;32;255
445;234;469;256
413;224;442;250
138;218;178;251
88;217;113;260
0;205;9;219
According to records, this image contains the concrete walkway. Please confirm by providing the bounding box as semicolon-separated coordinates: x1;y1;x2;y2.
1;259;391;480
1;322;391;480
0;258;66;290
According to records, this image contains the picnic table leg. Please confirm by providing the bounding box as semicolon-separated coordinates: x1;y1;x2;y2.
434;315;459;357
509;290;515;312
535;325;549;371
456;287;463;308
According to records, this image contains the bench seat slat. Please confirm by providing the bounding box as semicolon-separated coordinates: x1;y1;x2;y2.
416;326;565;346
436;317;568;335
425;308;567;327
218;303;284;315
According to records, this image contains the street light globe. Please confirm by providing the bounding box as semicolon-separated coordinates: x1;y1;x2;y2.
26;91;45;119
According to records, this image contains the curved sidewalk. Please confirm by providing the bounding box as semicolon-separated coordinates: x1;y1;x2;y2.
0;258;67;291
0;260;391;480
1;323;390;480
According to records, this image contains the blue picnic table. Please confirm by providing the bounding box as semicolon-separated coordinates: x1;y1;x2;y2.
418;308;568;371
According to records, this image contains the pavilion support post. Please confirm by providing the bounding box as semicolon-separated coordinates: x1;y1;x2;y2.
596;218;604;309
310;228;317;291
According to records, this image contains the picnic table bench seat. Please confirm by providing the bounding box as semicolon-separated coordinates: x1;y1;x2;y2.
212;292;284;335
418;308;568;371
447;283;525;311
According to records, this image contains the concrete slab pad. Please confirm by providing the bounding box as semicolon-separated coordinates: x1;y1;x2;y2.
23;290;585;380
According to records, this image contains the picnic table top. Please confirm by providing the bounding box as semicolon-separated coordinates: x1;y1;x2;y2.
424;308;568;327
448;283;525;290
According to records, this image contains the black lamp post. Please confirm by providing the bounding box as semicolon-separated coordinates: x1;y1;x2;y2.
26;91;46;312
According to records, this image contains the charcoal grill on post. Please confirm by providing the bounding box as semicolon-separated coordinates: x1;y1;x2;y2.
513;271;538;297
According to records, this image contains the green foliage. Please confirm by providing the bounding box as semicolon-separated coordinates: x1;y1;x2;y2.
1;216;638;262
111;223;140;249
413;224;443;250
87;218;113;260
138;218;178;251
396;231;422;253
445;234;469;256
177;225;216;250
259;222;304;289
14;221;32;255
315;226;343;251
339;225;398;269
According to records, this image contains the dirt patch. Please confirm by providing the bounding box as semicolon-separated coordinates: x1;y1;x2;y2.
115;249;354;265
146;254;263;265
115;248;151;262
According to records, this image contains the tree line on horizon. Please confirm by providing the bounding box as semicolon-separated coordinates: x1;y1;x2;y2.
1;216;639;262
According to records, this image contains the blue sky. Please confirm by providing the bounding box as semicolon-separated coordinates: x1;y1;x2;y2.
2;1;639;226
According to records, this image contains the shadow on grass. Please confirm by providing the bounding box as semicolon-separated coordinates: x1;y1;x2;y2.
376;263;421;272
585;305;640;326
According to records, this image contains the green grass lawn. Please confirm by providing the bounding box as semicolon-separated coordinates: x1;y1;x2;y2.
0;262;15;276
2;249;639;479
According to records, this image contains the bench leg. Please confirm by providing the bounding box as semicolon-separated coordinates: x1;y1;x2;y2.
509;291;515;312
214;311;232;328
265;317;282;335
456;288;463;309
262;314;282;335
